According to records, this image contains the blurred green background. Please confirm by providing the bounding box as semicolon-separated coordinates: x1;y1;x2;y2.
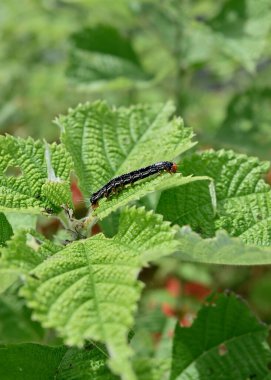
1;0;271;332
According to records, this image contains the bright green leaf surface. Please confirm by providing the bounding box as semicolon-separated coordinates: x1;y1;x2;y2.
58;101;195;198
158;150;271;246
67;25;150;84
170;293;271;380
0;136;73;213
21;206;178;380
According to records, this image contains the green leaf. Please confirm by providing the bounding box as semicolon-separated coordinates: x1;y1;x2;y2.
5;212;37;233
216;88;271;158
0;294;43;344
170;293;271;380
0;343;117;380
0;230;61;292
250;272;271;316
58;100;196;198
134;358;170;380
209;0;271;72
0;344;67;380
176;227;271;265
21;206;178;380
0;135;73;214
67;25;150;85
157;150;271;246
94;173;209;220
157;176;215;238
0;213;13;246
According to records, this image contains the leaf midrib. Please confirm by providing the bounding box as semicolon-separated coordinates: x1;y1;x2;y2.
82;242;106;342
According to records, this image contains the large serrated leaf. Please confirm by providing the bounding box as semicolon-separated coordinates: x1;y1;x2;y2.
0;136;73;213
58;101;195;198
158;150;271;246
170;293;271;380
20;206;178;380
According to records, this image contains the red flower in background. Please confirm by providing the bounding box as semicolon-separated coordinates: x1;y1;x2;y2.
165;277;181;297
184;282;211;300
71;180;84;207
161;303;176;317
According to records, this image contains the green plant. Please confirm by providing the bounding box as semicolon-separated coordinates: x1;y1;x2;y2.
1;101;271;379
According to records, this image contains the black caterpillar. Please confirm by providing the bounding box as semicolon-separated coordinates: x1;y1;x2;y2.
90;161;177;209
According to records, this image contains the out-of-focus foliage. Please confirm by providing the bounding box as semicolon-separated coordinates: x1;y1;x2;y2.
2;0;271;153
216;88;271;157
67;25;151;85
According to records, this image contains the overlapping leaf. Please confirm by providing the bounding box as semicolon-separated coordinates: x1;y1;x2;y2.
67;25;150;85
20;206;178;380
0;344;67;380
0;343;117;380
0;213;13;246
0;294;43;344
0;230;61;293
157;150;271;246
5;212;37;233
58;100;195;201
0;135;73;213
170;293;271;380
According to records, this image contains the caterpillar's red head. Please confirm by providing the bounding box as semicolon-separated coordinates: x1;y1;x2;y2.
171;163;178;173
